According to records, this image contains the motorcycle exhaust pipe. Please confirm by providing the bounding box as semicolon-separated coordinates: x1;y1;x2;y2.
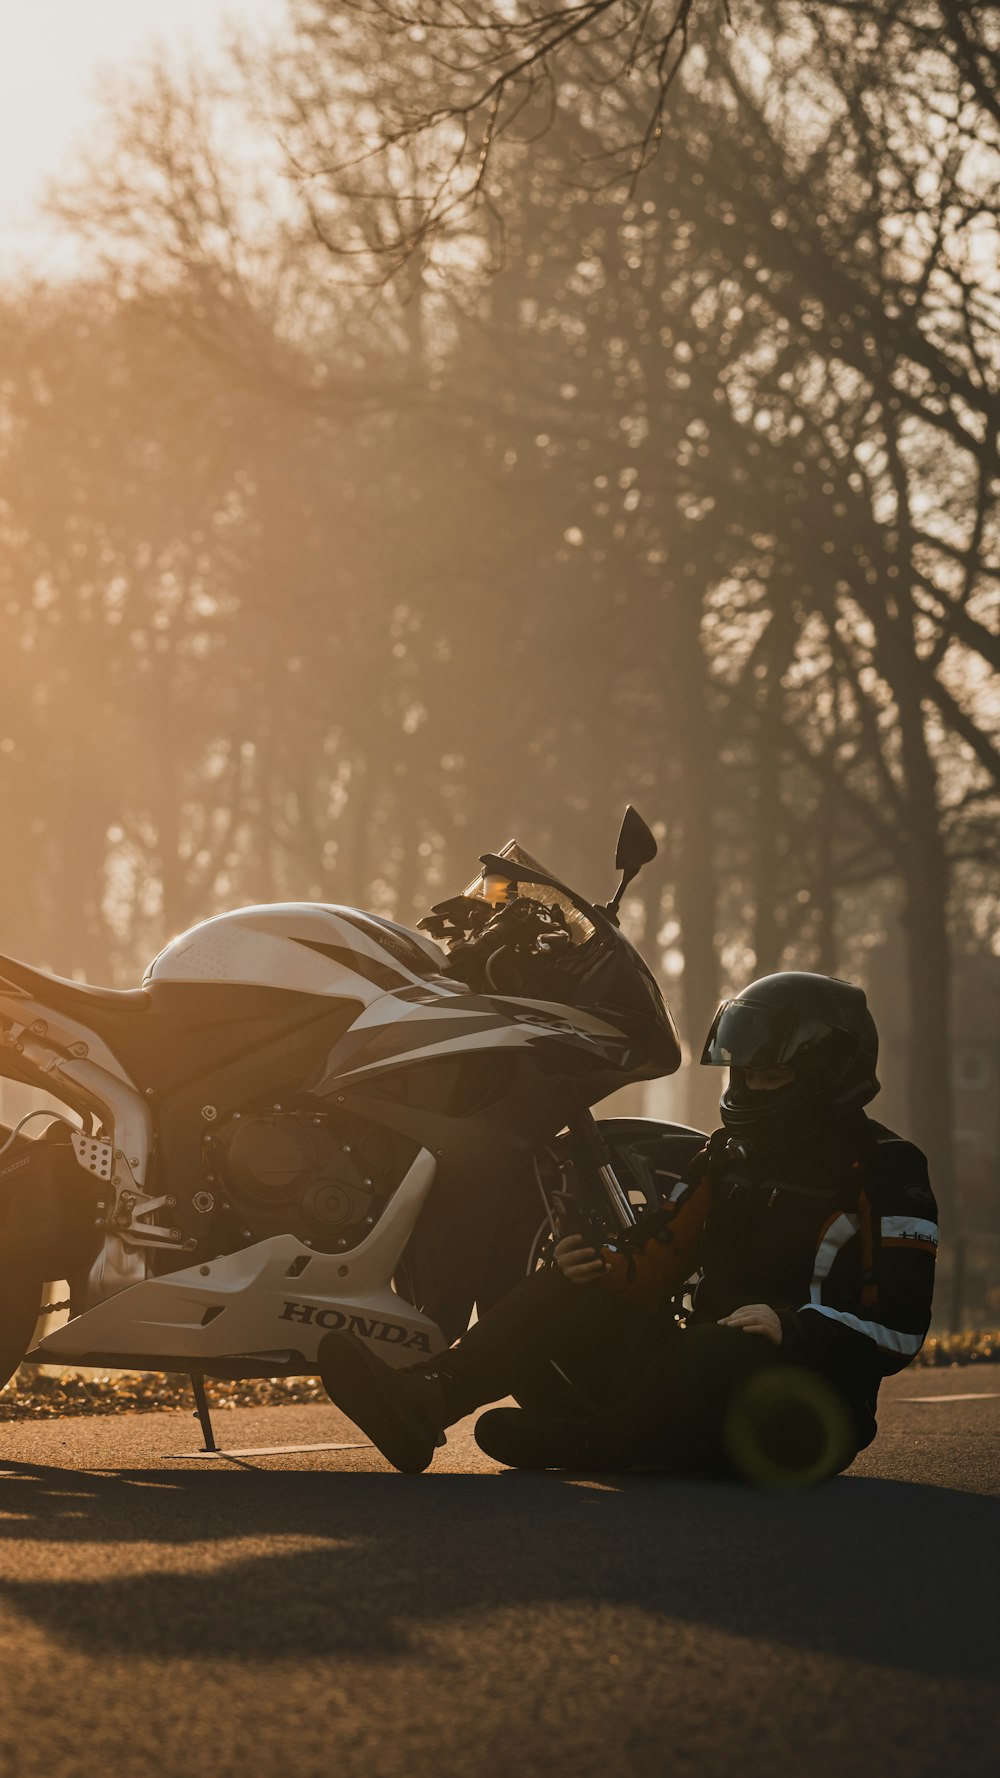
0;1139;101;1278
0;1222;85;1272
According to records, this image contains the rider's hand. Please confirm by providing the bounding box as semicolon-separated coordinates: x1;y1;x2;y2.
554;1233;607;1285
718;1303;783;1346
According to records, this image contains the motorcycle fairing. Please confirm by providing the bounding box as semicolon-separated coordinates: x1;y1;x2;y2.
32;1147;444;1369
145;902;449;993
324;990;635;1083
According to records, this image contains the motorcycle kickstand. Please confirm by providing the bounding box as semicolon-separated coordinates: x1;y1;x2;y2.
189;1374;218;1453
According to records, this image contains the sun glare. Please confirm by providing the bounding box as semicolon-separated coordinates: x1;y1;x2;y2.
0;0;279;268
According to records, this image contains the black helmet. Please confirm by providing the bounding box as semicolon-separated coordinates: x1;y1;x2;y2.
701;971;879;1154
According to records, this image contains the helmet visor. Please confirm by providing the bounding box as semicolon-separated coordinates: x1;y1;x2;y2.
701;998;848;1069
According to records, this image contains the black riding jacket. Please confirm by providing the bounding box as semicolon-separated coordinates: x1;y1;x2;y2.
668;1111;938;1447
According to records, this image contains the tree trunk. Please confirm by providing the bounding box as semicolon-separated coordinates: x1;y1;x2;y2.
675;810;723;1131
752;703;781;976
813;787;838;975
670;584;722;1132
900;806;955;1227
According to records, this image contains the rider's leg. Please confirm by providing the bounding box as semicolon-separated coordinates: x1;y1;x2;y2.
423;1263;662;1421
475;1324;786;1471
318;1265;666;1472
610;1322;789;1469
476;1323;859;1479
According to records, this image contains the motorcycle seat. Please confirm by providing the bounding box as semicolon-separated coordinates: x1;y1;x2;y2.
0;951;151;1027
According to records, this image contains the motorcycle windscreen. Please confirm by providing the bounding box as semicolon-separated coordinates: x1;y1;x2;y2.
463;842;595;943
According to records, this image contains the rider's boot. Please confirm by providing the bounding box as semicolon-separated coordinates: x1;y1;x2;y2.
318;1332;462;1474
473;1406;637;1472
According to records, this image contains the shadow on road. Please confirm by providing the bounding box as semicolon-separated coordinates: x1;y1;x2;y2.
0;1460;995;1678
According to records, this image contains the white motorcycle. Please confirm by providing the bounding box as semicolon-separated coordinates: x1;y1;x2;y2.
0;808;702;1437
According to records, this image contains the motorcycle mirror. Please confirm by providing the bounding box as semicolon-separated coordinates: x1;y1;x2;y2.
615;806;658;875
607;806;658;918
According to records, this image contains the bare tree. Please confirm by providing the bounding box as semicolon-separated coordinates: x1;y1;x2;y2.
238;0;997;278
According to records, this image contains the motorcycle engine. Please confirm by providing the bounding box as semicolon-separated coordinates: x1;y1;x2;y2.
205;1109;384;1252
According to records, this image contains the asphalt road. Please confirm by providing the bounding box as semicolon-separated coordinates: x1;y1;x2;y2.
0;1367;997;1778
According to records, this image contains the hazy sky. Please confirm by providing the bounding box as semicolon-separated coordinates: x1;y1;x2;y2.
0;0;280;271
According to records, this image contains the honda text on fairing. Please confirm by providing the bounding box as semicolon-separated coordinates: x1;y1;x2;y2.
0;807;704;1394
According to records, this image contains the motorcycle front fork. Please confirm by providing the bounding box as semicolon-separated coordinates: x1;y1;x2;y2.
560;1110;638;1232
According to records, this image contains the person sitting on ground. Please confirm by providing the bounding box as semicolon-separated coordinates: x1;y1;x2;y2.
318;972;938;1480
